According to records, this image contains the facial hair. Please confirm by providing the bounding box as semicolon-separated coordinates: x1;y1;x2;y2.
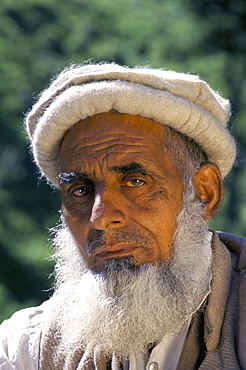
48;197;212;359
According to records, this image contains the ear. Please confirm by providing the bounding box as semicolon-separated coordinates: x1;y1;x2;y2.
192;163;224;221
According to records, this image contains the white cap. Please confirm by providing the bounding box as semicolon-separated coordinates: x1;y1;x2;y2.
25;63;236;185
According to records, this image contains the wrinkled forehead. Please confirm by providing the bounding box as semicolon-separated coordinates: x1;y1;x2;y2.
60;112;168;157
58;112;180;177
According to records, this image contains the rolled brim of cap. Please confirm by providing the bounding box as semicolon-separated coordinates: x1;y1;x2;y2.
26;63;236;185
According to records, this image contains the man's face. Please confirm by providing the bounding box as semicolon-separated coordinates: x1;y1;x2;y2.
59;112;183;273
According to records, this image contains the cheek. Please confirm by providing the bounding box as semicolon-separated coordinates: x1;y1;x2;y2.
132;192;182;241
61;191;96;222
62;204;91;246
133;189;182;222
61;194;92;215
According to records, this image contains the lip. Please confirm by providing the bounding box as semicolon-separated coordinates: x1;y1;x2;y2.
94;244;138;259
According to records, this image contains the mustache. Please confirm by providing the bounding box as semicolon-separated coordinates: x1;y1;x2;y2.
85;231;105;254
85;230;150;255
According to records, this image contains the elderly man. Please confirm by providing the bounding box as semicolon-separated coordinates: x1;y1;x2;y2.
0;63;246;370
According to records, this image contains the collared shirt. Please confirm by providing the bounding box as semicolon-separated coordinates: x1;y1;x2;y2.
127;317;191;370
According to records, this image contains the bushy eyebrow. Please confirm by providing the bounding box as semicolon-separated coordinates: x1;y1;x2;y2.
111;162;147;175
57;171;89;184
57;162;147;185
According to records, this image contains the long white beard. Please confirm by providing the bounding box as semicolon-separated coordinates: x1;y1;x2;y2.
49;197;212;359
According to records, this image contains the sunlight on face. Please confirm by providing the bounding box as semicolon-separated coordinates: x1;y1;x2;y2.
59;112;183;272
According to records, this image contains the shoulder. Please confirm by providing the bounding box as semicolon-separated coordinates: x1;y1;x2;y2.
217;231;246;250
0;300;49;370
216;231;246;270
215;232;246;366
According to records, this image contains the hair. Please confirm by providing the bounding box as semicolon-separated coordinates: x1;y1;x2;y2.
162;125;208;192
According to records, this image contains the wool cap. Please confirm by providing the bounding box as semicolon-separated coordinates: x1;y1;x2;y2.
25;62;236;186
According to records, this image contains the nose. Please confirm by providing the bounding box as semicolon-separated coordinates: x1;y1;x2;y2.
89;191;126;230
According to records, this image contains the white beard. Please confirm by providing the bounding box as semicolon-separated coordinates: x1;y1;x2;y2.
48;197;212;359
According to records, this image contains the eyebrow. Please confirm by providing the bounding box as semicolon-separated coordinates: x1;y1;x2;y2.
57;171;89;184
57;162;147;185
112;162;147;175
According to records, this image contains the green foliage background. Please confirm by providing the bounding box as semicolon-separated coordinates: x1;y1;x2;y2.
0;0;245;322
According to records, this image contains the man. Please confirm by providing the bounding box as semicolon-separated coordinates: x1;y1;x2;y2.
0;63;245;370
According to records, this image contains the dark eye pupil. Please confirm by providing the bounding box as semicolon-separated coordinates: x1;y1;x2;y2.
73;187;89;196
132;179;142;186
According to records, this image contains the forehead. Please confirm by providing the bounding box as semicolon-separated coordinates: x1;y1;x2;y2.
59;112;174;171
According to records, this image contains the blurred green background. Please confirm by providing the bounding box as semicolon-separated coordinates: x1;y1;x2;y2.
0;0;245;322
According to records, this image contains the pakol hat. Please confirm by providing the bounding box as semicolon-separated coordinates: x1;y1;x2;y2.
25;63;236;186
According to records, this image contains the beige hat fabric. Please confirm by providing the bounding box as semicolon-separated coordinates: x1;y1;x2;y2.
25;63;236;186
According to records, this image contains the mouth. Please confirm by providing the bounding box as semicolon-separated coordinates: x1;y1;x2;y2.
94;244;139;259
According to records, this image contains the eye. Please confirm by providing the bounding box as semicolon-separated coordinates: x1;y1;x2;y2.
72;185;94;197
124;178;146;188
